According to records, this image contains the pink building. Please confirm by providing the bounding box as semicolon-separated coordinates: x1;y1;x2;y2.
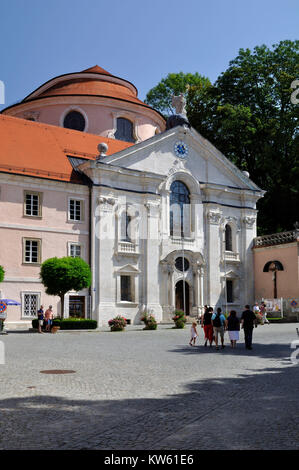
0;65;166;329
253;229;299;301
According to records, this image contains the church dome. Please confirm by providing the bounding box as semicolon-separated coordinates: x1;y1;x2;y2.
2;65;165;142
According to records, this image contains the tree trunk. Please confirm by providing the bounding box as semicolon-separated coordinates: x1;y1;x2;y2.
60;294;65;319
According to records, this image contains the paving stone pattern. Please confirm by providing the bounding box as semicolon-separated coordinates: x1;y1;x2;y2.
0;324;298;450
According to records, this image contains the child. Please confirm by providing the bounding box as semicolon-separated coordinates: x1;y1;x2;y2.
189;322;198;346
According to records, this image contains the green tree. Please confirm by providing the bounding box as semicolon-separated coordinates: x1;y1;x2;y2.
40;257;91;319
145;72;211;118
0;265;4;284
146;41;299;234
187;40;299;234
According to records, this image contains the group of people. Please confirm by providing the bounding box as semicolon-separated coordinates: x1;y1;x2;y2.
253;302;269;324
190;304;261;351
37;305;54;333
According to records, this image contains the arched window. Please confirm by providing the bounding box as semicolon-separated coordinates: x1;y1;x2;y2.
170;180;190;237
63;110;85;131
225;225;233;251
120;211;132;242
115;117;135;142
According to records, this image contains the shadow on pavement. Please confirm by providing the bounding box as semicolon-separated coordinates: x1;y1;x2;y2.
0;349;298;450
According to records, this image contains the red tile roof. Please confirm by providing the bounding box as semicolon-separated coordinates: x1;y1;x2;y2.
0;115;133;183
38;79;147;107
81;65;112;76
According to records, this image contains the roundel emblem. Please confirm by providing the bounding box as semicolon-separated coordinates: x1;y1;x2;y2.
174;141;189;159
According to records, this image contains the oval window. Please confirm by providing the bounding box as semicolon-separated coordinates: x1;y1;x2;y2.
63;110;86;131
175;257;190;272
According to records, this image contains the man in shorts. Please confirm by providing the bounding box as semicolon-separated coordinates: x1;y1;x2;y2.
212;308;227;350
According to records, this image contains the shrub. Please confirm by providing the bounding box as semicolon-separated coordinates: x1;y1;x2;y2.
32;318;97;330
0;265;5;284
172;310;187;329
141;312;158;330
108;316;127;331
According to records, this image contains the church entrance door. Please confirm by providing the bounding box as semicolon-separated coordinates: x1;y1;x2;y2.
175;280;190;315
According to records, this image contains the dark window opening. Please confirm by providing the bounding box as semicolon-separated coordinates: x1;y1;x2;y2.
63;111;86;131
225;225;233;251
121;275;132;302
115;117;134;142
226;280;233;303
175;257;190;272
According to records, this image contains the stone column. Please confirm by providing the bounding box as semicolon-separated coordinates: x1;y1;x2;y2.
242;214;257;306
144;201;163;321
206;207;222;307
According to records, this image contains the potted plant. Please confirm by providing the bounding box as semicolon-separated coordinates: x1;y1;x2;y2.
172;310;187;329
141;312;157;330
108;316;127;332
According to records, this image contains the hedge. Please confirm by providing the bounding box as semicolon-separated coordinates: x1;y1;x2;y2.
32;318;97;330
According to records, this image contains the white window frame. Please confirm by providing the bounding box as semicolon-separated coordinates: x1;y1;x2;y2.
21;291;41;318
68;241;83;258
68;197;85;223
24;191;43;218
115;265;140;306
23;238;42;265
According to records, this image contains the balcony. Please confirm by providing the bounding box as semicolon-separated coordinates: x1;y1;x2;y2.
224;251;240;263
117;241;139;256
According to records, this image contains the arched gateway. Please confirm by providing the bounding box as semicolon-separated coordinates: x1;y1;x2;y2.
161;250;205;321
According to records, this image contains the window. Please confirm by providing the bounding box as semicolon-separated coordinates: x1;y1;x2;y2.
225;225;233;251
115;117;135;142
69;244;82;258
175;257;190;272
22;293;40;317
121;212;132;242
69;296;85;318
63;110;86;131
24;191;42;217
69;199;83;222
120;275;132;302
23;238;41;264
170;180;190;237
226;280;233;303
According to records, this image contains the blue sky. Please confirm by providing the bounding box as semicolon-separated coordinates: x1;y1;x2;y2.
0;0;298;110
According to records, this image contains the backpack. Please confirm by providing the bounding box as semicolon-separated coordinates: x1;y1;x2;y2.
213;313;222;327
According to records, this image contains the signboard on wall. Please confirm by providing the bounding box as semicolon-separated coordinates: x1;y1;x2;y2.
262;299;283;317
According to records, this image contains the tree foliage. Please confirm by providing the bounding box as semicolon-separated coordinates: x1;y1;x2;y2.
0;265;5;284
145;72;211;118
40;257;91;318
146;41;299;235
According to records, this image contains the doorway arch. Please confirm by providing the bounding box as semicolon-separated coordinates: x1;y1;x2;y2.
175;280;190;315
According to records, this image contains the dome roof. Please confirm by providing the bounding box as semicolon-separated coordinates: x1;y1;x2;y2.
20;65;154;111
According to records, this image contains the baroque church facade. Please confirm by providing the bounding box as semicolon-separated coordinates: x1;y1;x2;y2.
0;65;264;328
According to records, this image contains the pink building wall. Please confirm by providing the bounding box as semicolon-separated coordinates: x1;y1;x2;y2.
0;174;90;325
254;242;299;300
10;99;164;142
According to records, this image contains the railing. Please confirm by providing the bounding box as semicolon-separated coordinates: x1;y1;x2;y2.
224;251;240;262
254;230;298;247
170;237;195;247
117;241;139;255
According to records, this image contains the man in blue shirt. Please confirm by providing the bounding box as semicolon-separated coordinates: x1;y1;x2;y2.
212;308;227;350
37;305;44;334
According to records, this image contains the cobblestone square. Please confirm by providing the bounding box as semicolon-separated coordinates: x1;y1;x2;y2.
0;323;298;450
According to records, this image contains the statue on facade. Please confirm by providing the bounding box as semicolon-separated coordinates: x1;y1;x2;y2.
172;93;187;116
166;91;190;130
